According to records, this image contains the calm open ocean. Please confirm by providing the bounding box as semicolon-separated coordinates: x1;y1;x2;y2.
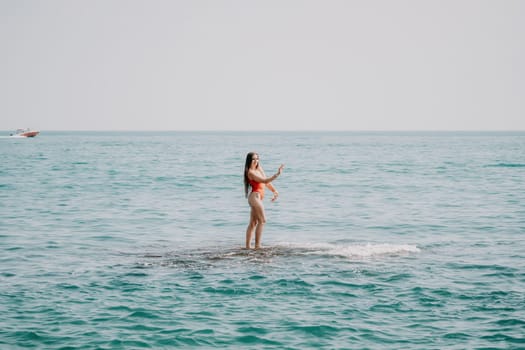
1;131;524;349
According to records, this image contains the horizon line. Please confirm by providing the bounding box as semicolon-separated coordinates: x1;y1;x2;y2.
2;129;525;133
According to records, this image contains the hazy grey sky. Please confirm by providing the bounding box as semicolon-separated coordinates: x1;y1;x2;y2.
1;0;524;131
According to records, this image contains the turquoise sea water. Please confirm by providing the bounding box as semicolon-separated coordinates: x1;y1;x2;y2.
1;131;524;349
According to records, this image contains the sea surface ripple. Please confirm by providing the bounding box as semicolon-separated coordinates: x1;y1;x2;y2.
1;131;524;349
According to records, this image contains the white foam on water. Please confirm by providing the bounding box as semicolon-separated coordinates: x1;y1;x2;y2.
277;242;421;259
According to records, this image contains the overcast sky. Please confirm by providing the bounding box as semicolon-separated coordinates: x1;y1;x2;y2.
1;0;524;131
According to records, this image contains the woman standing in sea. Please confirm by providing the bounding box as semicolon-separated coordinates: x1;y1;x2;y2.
244;152;284;250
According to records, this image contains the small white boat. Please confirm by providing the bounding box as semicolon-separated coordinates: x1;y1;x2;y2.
10;128;40;137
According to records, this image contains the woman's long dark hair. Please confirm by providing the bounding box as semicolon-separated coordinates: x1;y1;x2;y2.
244;152;257;197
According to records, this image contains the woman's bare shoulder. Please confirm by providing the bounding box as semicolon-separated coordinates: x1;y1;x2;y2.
247;168;263;179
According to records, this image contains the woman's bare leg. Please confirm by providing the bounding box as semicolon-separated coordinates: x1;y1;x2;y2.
254;220;265;249
247;193;266;249
245;210;256;249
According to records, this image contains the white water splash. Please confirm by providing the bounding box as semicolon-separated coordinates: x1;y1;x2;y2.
278;242;420;259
